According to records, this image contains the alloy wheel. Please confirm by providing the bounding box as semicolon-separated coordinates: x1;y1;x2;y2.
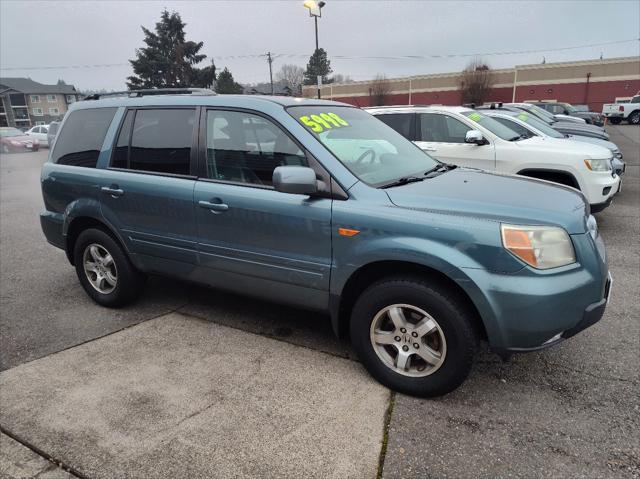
82;243;117;294
369;303;447;377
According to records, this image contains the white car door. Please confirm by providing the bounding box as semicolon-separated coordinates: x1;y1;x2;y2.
414;112;495;170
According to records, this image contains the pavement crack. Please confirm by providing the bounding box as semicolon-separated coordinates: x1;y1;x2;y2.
541;357;638;385
0;426;89;479
376;391;395;479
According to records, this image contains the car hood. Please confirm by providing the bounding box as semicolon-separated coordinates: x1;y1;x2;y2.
385;168;588;234
565;134;618;152
516;136;612;158
553;121;604;133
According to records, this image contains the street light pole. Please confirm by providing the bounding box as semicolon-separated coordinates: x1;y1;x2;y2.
304;1;325;99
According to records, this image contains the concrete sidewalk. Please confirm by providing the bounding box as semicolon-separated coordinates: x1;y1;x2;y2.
0;313;389;479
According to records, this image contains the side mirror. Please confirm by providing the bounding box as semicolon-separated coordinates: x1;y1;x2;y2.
465;130;485;145
273;166;318;195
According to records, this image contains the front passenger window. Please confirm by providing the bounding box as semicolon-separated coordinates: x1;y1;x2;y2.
205;110;307;186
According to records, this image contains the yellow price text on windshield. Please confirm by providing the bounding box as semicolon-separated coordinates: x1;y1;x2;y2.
468;112;482;122
517;113;529;121
300;112;349;133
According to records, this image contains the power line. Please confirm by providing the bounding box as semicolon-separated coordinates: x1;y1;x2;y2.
0;38;637;71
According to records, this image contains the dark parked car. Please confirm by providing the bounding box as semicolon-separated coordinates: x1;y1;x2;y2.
533;102;605;126
40;89;611;397
0;127;40;153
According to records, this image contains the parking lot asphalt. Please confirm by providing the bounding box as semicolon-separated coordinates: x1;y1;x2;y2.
1;125;638;478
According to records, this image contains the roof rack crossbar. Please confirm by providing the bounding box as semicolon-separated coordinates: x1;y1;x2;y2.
83;88;216;101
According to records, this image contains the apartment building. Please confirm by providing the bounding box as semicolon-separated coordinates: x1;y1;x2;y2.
0;78;79;128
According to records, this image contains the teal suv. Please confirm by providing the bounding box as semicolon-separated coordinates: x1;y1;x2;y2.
40;90;611;396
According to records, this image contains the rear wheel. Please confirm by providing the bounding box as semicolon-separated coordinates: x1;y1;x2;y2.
609;117;622;125
73;228;146;307
350;277;478;397
628;111;640;125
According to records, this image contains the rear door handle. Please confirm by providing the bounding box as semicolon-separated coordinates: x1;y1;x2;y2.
198;200;229;212
101;186;124;197
422;147;437;152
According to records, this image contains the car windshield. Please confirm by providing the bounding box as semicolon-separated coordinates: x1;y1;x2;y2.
0;128;24;138
288;106;439;187
513;112;564;138
561;103;578;113
522;104;556;123
461;110;521;141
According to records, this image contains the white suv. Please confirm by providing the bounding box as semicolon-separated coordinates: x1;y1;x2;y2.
368;106;620;213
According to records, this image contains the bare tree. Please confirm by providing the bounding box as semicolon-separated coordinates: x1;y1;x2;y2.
275;64;304;96
332;74;354;84
459;59;494;106
369;74;391;106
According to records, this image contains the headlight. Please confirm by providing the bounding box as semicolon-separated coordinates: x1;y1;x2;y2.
501;224;576;269
584;159;612;171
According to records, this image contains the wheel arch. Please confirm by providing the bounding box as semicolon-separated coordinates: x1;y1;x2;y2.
65;216;128;266
331;260;488;343
517;168;581;190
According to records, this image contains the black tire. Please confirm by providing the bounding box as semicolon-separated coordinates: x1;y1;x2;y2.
73;228;146;307
609;117;622;125
628;111;640;125
350;277;478;397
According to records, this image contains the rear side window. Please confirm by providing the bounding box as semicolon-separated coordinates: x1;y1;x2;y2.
126;109;195;175
376;113;414;140
52;108;116;167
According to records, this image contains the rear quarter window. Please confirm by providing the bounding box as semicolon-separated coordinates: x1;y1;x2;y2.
52;108;116;168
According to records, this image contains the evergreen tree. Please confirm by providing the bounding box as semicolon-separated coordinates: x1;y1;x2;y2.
127;9;215;90
303;48;333;86
215;67;244;94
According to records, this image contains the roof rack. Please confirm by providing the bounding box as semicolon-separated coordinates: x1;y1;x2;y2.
364;104;431;109
83;88;216;101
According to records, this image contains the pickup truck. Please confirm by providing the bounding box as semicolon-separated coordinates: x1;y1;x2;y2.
602;94;640;125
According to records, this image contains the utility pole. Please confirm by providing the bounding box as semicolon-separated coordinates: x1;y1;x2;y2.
267;52;274;95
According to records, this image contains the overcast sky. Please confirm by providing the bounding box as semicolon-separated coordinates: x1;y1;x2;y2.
1;0;638;91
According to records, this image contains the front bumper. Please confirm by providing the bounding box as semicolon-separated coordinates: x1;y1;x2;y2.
582;172;620;209
457;232;609;353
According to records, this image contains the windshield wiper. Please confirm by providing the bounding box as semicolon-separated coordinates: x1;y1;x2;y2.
380;176;426;189
424;163;457;177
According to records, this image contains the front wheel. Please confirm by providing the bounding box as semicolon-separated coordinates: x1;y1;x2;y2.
350;277;478;397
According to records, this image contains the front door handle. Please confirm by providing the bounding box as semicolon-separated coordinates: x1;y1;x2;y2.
198;200;229;212
422;147;437;152
101;186;124;198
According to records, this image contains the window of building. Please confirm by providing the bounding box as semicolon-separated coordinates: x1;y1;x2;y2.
49;108;60;116
205;110;307;186
124;109;196;175
47;94;57;102
66;95;76;104
12;108;29;120
35;122;46;127
30;95;41;103
52;108;117;168
9;94;27;106
32;108;43;116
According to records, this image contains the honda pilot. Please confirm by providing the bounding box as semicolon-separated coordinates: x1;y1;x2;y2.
40;90;612;397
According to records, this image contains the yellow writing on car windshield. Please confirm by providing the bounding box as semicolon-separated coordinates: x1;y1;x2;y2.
299;112;349;133
468;112;482;122
517;113;529;121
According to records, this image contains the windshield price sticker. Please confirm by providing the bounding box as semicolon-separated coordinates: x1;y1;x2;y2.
468;112;482;122
300;113;349;133
517;113;529;121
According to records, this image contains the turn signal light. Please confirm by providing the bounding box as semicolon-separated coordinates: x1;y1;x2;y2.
338;227;360;237
502;228;538;266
